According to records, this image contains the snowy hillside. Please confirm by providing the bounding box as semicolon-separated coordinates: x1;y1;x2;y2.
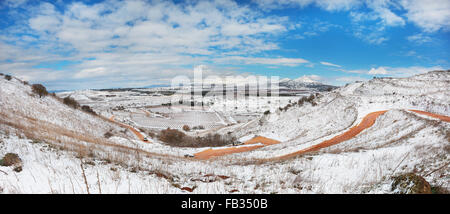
0;70;449;194
279;76;337;91
226;70;449;158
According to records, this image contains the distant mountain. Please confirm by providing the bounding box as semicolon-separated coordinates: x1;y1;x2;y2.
279;76;337;91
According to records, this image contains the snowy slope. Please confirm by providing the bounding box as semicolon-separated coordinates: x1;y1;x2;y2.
0;70;449;194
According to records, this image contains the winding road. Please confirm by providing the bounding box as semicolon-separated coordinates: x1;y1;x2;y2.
194;109;450;160
109;115;150;143
194;136;280;160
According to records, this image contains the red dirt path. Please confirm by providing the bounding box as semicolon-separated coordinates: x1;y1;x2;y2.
109;116;150;143
276;110;387;160
109;109;450;159
409;110;450;122
194;136;280;160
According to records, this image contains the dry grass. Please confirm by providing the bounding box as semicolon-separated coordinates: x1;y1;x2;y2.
0;111;183;171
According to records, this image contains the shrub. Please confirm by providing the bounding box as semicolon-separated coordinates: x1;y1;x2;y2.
32;84;48;98
63;96;80;109
158;128;234;147
391;173;431;194
148;132;156;138
264;110;270;115
4;75;12;81
159;128;186;144
1;153;21;167
104;131;113;138
81;105;96;115
192;125;205;130
182;125;191;132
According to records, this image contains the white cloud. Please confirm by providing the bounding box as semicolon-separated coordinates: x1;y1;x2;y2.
0;0;297;89
74;67;108;79
216;56;309;67
407;33;433;44
400;0;450;32
1;0;29;8
320;61;341;67
365;0;405;27
366;66;444;76
254;0;361;11
315;0;361;11
1;0;448;89
23;0;289;56
342;66;445;77
368;67;388;75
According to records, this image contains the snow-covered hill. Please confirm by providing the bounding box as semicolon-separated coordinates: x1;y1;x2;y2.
279;76;337;91
227;70;449;156
0;70;449;194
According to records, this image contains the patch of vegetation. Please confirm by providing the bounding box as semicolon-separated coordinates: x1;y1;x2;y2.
431;185;449;194
81;105;96;115
1;153;22;167
31;84;49;98
182;125;190;132
147;131;156;138
104;131;113;139
192;125;205;130
158;128;235;147
63;96;80;109
4;75;12;81
391;173;431;194
30;139;43;144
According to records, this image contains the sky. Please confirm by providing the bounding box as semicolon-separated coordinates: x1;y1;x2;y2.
0;0;449;90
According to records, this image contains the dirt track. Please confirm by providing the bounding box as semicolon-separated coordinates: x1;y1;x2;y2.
193;109;450;160
194;136;280;160
109;116;149;143
409;110;450;122
275;110;387;160
108;109;449;159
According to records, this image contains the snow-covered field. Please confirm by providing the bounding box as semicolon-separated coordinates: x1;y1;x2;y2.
0;70;449;193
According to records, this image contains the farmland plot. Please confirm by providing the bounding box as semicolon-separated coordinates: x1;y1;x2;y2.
132;110;225;129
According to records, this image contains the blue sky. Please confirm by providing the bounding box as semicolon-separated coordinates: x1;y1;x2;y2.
0;0;449;90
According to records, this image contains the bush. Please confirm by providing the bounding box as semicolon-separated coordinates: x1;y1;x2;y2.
1;153;21;167
192;125;205;130
81;105;96;115
158;128;234;147
182;125;191;132
159;128;186;144
4;75;12;81
391;173;431;194
148;132;156;138
104;131;113;138
264;110;270;115
32;84;48;98
63;96;80;109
